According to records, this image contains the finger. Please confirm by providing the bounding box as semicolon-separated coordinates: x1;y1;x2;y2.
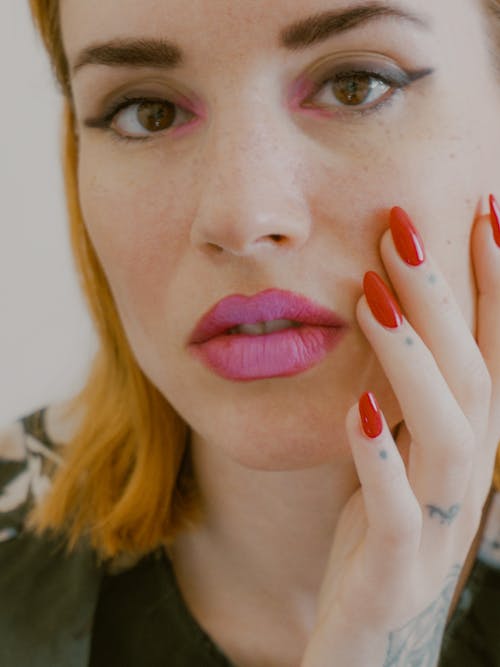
356;282;475;518
379;207;491;443
471;203;500;435
345;395;421;585
469;203;500;496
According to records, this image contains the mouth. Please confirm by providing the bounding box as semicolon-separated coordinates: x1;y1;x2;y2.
188;288;348;345
225;319;304;336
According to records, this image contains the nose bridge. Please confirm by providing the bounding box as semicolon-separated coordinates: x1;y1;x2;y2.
207;87;294;202
190;88;311;255
212;104;285;202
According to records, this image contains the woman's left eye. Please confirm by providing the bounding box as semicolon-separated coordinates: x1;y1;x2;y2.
306;70;409;112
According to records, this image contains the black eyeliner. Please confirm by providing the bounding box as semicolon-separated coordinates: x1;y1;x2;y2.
82;66;436;143
325;66;435;91
405;67;435;84
84;95;172;130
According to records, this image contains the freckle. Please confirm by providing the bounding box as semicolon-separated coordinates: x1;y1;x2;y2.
379;450;388;459
449;153;456;159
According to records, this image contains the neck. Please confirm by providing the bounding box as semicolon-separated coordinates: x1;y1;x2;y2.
168;430;360;626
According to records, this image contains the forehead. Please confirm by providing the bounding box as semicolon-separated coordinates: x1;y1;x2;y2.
60;1;435;52
60;0;473;81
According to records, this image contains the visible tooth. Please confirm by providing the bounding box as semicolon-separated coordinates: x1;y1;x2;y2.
264;318;298;333
233;322;267;335
228;319;300;335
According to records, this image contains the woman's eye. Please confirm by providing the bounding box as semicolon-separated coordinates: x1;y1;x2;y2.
311;71;395;110
112;99;193;138
84;97;194;142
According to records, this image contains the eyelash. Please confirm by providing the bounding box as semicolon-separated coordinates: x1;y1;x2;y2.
84;67;427;145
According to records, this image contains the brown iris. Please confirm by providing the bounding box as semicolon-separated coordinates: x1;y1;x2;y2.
332;73;374;106
137;101;176;132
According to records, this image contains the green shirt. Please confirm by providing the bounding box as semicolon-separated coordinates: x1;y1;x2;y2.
1;408;499;666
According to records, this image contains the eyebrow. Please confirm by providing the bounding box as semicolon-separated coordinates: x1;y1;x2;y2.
71;2;431;77
281;2;430;51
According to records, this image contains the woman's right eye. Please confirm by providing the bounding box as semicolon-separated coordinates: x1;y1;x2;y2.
84;96;194;142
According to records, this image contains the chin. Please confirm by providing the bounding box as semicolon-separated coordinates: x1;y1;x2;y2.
197;421;354;472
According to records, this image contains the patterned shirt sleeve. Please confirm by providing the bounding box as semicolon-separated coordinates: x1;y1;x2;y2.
0;408;62;543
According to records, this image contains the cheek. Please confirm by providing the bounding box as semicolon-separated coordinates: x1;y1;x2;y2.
308;117;483;327
78;157;190;324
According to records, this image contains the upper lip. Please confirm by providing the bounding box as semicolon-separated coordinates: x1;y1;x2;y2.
188;288;349;344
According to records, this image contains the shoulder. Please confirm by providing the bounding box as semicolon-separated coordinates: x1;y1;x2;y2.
441;489;500;664
0;401;79;544
0;404;104;667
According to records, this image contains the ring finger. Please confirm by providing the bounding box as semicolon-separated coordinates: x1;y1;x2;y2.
357;275;475;544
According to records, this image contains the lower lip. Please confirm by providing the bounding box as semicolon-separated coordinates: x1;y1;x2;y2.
188;325;347;381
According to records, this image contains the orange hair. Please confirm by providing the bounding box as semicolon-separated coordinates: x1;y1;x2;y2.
26;1;204;562
26;0;500;561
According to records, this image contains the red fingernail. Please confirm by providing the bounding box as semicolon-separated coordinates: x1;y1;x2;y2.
364;271;403;329
359;392;383;439
489;194;500;248
390;207;426;266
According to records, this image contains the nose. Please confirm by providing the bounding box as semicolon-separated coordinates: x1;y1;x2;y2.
190;103;311;258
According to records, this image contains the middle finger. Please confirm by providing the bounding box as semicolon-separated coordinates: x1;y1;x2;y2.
381;206;490;441
357;280;473;514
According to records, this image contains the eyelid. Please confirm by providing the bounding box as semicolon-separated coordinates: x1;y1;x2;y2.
305;50;418;81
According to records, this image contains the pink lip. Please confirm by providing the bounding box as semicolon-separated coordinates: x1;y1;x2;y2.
187;288;349;381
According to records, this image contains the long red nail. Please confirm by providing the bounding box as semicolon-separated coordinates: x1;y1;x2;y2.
489;194;500;248
390;207;426;266
359;392;383;438
364;271;403;329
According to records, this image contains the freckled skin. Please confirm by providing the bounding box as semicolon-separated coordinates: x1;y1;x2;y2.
59;2;500;656
60;0;500;471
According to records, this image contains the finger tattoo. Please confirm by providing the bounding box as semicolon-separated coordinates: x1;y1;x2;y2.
425;503;461;525
427;273;438;285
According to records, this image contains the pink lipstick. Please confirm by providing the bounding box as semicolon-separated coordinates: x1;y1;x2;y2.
187;288;349;381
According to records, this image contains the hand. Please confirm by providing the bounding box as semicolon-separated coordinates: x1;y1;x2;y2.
301;200;500;667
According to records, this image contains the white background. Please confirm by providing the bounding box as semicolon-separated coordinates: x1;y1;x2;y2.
0;1;97;425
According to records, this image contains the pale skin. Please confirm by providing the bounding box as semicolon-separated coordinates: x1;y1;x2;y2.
59;0;500;665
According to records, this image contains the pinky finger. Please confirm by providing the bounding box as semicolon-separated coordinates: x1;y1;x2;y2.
346;393;422;579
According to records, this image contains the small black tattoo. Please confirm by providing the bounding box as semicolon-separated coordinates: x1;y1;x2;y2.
379;450;388;460
383;564;461;666
428;273;438;285
405;337;414;346
425;503;461;525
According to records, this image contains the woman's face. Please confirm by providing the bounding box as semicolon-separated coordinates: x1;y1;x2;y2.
61;0;500;470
